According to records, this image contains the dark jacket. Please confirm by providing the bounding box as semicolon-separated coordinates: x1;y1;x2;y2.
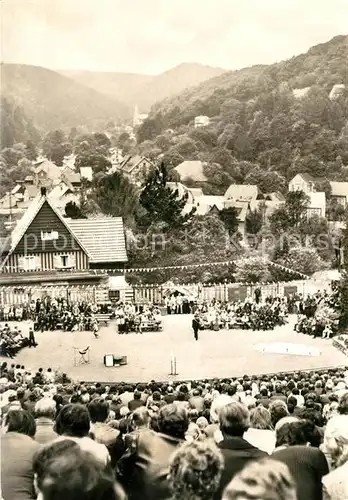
117;428;183;500
272;445;329;500
128;399;145;412
192;318;200;331
1;432;41;500
215;435;267;499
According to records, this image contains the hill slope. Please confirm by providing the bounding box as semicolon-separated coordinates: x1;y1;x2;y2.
1;96;40;148
151;35;347;122
135;35;348;193
1;63;131;131
60;69;153;108
61;63;226;111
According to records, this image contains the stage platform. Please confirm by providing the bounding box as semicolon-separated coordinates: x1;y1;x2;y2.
1;315;346;383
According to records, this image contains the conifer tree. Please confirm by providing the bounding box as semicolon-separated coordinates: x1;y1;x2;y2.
138;162;196;230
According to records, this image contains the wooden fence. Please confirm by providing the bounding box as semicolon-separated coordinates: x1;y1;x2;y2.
133;280;308;305
0;279;314;307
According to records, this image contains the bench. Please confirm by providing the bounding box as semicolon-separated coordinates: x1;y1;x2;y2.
95;313;111;326
140;321;162;332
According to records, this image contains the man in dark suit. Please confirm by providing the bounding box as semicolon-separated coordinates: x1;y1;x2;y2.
28;327;37;348
215;402;267;499
192;314;200;341
117;403;189;500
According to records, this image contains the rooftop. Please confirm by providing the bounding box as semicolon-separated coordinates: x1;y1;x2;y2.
66;217;127;263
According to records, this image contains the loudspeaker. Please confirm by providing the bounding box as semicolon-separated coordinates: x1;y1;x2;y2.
104;354;114;367
103;354;128;367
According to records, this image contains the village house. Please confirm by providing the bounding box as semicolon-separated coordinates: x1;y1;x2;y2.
330;181;348;207
194;116;210;128
288;174;326;217
174;161;208;183
118;155;154;186
0;189;128;298
288;173;316;194
224;184;259;203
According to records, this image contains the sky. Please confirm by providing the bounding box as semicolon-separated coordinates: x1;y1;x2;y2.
1;0;348;75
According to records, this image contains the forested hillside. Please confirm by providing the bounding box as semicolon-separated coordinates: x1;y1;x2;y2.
1;96;40;148
136;35;348;193
1;63;130;131
62;63;226;111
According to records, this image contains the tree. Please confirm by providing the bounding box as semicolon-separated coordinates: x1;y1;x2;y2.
136;118;163;143
92;171;139;223
1;143;27;167
25;140;38;161
284;246;327;276
234;256;271;283
244;167;286;193
42;130;72;165
64;201;87;219
137;163;196;230
75;153;111;174
218;207;239;234
246;208;263;235
269;190;309;234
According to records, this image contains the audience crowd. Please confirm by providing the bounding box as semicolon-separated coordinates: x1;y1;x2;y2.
194;297;289;331
295;289;340;339
1;360;348;500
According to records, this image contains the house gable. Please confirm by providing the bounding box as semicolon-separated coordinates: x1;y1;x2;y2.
13;200;86;255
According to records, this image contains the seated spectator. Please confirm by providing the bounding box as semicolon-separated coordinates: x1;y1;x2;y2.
321;414;348;470
272;420;329;500
34;445;125;500
269;400;289;428
87;397;120;467
322;414;348;499
54;403;110;465
243;405;275;454
1;409;41;500
337;392;348;415
33;439;81;495
34;398;58;444
215;402;267;499
128;390;145;412
117;403;189;500
168;440;224;500
222;458;297;500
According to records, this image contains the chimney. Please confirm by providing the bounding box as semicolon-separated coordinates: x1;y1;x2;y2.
41;187;47;197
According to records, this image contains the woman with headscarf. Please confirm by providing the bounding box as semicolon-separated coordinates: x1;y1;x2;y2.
322;414;348;499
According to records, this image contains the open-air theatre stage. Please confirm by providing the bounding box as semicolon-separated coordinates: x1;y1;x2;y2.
3;314;346;383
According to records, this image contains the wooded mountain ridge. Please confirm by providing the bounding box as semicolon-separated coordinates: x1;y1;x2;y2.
61;63;226;112
135;35;348;194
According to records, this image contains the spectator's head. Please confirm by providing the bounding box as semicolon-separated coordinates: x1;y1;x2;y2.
249;406;273;430
269;400;289;427
168;440;224;500
5;409;36;437
35;447;125;500
337;392;348;415
158;404;189;439
35;398;56;420
88;398;109;423
222;458;297;500
33;439;80;494
133;391;141;400
130;407;150;430
323;415;348;468
55;404;90;438
219;403;250;437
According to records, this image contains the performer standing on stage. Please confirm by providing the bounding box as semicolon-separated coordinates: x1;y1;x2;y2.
192;314;200;341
